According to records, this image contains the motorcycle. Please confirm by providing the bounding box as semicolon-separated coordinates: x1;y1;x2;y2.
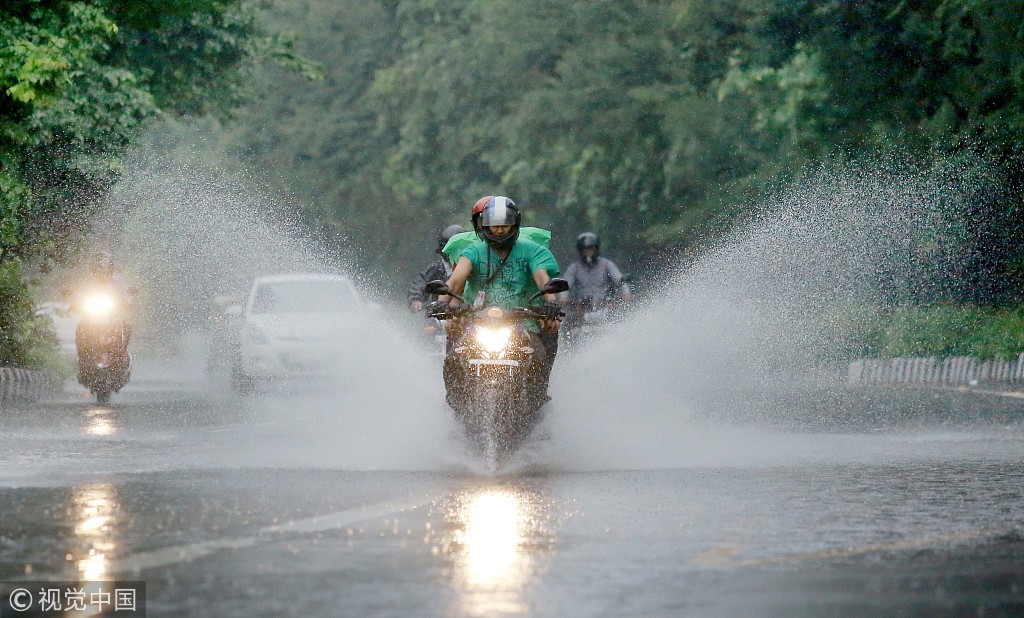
424;278;569;465
562;275;632;350
563;299;610;349
421;316;448;359
72;287;132;404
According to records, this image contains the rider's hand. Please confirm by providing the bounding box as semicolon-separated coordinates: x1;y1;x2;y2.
539;318;560;332
537;302;563;320
409;300;423;313
427;301;455;318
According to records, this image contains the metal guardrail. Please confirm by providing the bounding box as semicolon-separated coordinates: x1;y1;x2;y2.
848;355;1024;387
0;367;63;407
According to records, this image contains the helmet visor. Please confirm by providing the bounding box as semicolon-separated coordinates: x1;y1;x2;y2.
480;198;517;227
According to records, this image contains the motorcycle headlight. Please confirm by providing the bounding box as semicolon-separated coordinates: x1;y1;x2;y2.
476;326;511;353
82;294;116;317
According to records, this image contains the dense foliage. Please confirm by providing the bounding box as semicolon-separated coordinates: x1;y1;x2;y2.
866;304;1024;360
0;0;314;365
4;0;1024;364
223;0;1024;301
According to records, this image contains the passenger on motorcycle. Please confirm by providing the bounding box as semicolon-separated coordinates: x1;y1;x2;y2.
559;232;632;334
407;224;465;313
440;196;562;413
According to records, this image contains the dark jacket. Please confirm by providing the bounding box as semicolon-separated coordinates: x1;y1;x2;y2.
407;258;454;304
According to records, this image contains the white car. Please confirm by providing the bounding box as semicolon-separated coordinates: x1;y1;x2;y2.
233;273;366;389
36;301;80;362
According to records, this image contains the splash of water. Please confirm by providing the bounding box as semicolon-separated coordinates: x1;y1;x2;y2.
93;145;1007;474
547;157;1001;469
100;148;455;471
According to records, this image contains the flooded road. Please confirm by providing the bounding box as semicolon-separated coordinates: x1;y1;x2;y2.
2;358;1023;617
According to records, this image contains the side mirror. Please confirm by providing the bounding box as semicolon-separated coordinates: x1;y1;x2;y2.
529;277;569;301
424;279;465;304
542;278;570;295
423;280;449;296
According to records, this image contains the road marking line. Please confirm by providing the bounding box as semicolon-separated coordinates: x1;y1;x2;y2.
108;492;440;575
109;538;260;573
689;544;745;567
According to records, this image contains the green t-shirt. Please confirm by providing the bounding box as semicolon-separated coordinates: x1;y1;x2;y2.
461;238;560;311
443;227;552;263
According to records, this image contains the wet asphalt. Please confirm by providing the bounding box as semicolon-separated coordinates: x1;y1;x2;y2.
1;359;1023;617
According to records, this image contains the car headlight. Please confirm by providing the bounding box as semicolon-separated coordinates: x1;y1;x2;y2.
82;293;116;317
246;324;271;345
476;326;511;353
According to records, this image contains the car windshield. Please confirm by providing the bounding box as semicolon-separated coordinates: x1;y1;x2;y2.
251;280;358;314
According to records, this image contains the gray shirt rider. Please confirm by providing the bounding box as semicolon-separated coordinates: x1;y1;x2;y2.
561;256;631;306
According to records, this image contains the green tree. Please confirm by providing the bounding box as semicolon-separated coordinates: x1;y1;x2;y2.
206;0;1024;308
0;0;316;365
715;0;1024;302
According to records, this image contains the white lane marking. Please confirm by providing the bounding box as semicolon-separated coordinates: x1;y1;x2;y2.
689;544;745;567
109;492;439;575
109;538;260;573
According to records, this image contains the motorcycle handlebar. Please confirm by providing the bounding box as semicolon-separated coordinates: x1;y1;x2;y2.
509;306;565;320
426;304;564;321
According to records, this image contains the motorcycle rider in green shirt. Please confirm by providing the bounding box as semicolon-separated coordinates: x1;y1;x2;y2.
440;195;562;414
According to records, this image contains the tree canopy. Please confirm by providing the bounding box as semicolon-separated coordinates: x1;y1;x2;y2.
1;0;315;263
4;0;1024;365
222;0;1024;300
0;0;315;365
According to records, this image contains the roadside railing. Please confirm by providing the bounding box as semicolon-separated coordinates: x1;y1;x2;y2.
848;355;1024;388
0;367;64;407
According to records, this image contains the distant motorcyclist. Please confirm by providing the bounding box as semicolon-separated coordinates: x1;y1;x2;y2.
408;224;465;313
69;250;136;402
560;232;632;332
440;196;562;412
77;250;135;353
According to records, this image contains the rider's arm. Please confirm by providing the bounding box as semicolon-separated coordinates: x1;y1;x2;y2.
527;242;560;303
443;257;473;305
606;260;633;300
532;268;554;302
408;263;444;311
532;268;560;331
557;262;576;304
407;268;428;304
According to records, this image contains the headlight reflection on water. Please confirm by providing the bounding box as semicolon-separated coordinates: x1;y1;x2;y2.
85;408;117;436
72;484;118;583
461;492;524;587
445;488;553;617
